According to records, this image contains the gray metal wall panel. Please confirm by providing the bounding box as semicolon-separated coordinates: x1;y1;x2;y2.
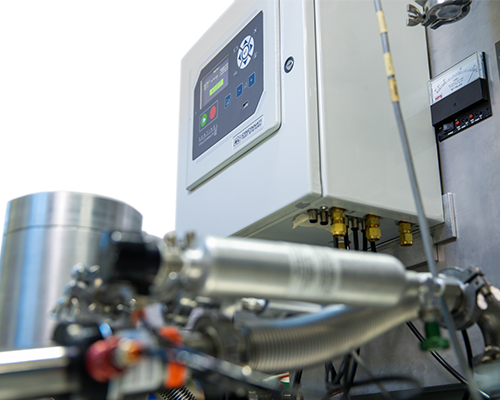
352;1;500;394
298;2;500;396
429;2;500;276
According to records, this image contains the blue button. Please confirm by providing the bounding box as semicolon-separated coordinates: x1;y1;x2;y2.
236;83;243;98
225;94;231;108
248;72;255;88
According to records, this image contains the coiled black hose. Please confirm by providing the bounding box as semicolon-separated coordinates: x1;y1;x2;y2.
241;297;420;372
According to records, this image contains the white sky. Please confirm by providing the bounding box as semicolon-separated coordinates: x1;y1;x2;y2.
0;1;234;238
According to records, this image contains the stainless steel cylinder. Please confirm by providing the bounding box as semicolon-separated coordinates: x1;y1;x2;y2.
0;192;142;349
178;236;411;307
0;346;80;400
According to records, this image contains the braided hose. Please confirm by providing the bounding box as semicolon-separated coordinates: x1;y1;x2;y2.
242;297;420;372
156;387;197;400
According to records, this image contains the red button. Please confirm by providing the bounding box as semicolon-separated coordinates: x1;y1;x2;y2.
210;105;217;120
469;114;474;119
456;120;460;126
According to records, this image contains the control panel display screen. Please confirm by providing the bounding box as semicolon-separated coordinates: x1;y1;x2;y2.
192;12;264;161
201;57;229;109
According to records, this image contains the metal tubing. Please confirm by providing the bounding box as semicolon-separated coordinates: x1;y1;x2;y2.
372;1;479;397
0;346;80;400
176;236;414;307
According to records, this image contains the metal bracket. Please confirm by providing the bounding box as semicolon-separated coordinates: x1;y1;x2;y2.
378;193;457;268
406;0;472;29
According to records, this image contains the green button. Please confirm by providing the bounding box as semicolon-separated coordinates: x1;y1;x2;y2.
201;113;208;128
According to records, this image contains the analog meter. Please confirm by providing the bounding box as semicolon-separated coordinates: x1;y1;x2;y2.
429;52;492;141
429;52;486;104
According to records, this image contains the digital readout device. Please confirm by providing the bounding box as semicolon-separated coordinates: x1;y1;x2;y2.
192;12;264;161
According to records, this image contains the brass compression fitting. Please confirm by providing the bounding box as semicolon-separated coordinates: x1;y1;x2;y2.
330;208;347;237
398;221;413;247
365;215;381;242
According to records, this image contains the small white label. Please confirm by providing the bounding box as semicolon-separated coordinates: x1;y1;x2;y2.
233;116;264;149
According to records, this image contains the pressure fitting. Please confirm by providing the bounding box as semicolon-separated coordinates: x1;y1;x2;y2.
365;215;381;242
398;222;413;247
319;208;329;226
307;209;319;224
330;208;347;237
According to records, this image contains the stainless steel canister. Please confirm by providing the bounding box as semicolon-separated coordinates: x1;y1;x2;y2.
0;192;142;349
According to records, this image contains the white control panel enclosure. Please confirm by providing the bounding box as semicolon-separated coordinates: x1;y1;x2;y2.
184;1;281;191
176;0;443;245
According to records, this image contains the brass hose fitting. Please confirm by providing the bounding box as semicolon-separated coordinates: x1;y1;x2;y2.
398;221;413;247
365;215;381;242
330;208;347;237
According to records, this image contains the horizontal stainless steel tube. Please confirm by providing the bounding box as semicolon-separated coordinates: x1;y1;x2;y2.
177;236;414;307
0;346;80;400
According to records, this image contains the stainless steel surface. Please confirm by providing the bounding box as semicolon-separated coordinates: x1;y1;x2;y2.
0;346;80;400
429;0;500;275
168;236;414;307
0;346;74;373
3;191;142;234
263;300;323;315
0;192;142;349
431;193;458;245
378;193;457;268
430;3;500;381
358;1;500;392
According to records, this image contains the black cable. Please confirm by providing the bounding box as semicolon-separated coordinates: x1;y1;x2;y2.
362;230;368;252
340;349;360;400
406;322;468;385
333;236;339;249
462;330;474;370
325;363;337;387
460;330;474;400
333;355;351;385
344;223;350;249
352;228;359;251
293;370;303;390
348;350;360;388
326;375;422;400
344;233;350;249
370;241;377;253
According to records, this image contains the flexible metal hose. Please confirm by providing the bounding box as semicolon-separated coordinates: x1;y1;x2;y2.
156;387;197;400
242;297;420;372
